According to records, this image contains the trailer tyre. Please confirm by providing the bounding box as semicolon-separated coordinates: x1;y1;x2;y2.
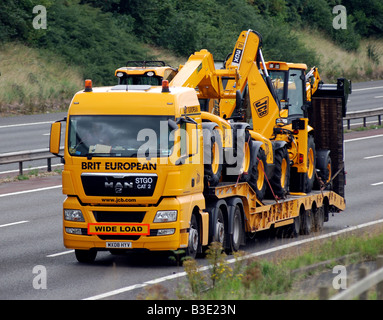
300;208;312;235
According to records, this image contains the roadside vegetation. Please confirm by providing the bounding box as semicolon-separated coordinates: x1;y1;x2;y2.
139;226;383;300
1;0;382;115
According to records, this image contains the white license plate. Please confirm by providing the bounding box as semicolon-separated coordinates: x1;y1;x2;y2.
106;242;132;249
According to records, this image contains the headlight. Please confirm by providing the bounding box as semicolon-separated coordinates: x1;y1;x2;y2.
64;209;85;222
153;210;177;223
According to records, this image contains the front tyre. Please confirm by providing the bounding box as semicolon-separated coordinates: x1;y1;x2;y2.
186;213;200;259
75;249;97;263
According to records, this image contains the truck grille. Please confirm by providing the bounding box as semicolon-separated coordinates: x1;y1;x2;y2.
81;173;157;197
93;211;145;223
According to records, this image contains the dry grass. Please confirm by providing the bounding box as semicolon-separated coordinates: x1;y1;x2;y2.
296;29;383;82
0;42;83;115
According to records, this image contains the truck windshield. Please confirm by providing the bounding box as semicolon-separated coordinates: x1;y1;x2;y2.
68;115;175;158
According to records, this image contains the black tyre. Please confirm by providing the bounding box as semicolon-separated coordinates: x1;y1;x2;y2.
300;208;312;235
268;146;290;199
75;249;97;263
241;145;267;201
304;135;316;193
212;208;225;246
276;216;300;238
203;129;223;186
186;213;200;259
224;129;251;181
314;151;332;190
313;206;324;232
227;205;243;253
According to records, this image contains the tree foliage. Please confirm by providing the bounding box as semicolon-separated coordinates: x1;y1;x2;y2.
1;0;382;85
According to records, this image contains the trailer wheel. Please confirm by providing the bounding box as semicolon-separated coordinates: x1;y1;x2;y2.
227;205;243;253
268;146;290;199
313;206;324;232
203;129;223;186
275;216;300;238
75;249;97;263
300;208;312;235
186;213;200;259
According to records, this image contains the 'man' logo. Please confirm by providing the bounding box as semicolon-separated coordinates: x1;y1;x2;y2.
254;97;269;118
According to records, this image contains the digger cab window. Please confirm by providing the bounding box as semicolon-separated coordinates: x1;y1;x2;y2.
269;69;305;118
287;69;304;117
119;74;162;86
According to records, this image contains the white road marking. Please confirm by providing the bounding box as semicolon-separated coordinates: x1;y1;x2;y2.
0;185;62;198
0;220;29;228
352;86;383;92
0;121;53;129
344;134;383;143
374;96;383;99
83;218;383;300
47;250;75;258
371;182;383;186
364;154;383;160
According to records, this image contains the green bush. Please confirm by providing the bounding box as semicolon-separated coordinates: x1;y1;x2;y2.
35;0;150;85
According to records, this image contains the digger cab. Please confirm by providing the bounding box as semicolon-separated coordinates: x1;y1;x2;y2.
265;61;308;119
115;61;177;86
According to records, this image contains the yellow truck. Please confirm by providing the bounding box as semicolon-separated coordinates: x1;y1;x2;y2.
50;30;349;263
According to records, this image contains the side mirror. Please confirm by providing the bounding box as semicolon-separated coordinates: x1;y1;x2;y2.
50;121;62;156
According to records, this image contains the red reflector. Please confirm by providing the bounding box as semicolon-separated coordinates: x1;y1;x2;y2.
84;79;93;92
162;80;170;93
298;153;304;164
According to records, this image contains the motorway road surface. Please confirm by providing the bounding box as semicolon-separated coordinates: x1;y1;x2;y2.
0;128;382;300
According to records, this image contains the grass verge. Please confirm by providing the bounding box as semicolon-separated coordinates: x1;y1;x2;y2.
139;225;383;300
0;42;83;116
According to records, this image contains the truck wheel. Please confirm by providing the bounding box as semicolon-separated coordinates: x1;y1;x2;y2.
268;146;290;199
186;213;200;259
75;249;97;263
227;205;243;253
213;208;225;246
304;136;316;193
204;129;223;186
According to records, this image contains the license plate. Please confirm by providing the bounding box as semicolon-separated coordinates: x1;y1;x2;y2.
106;242;132;249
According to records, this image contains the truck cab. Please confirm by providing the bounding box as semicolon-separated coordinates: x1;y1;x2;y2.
50;81;207;262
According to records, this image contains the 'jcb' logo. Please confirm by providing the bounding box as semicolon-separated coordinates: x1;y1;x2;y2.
254;97;269;118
